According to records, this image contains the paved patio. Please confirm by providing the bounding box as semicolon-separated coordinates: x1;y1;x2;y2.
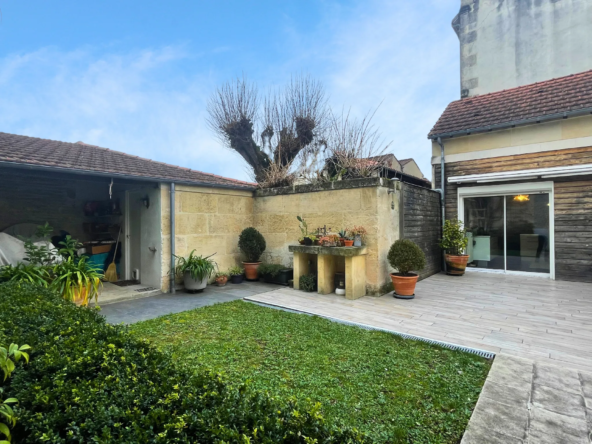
100;280;284;324
245;272;592;443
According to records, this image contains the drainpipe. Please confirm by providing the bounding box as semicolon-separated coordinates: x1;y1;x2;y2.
436;137;446;272
170;183;176;294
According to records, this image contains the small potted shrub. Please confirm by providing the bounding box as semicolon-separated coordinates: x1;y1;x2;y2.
258;263;294;285
214;271;229;286
303;234;317;246
319;234;339;247
175;250;217;292
299;274;317;292
338;229;347;246
297;216;308;245
439;220;469;276
53;256;103;306
349;226;367;247
238;227;266;280
229;266;245;284
388;239;426;299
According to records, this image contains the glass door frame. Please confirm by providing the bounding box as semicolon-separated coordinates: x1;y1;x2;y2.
457;181;555;279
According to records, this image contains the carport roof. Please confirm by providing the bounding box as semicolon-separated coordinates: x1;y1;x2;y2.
0;132;256;190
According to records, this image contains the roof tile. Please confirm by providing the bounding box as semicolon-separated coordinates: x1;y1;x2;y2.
429;70;592;138
0;132;255;189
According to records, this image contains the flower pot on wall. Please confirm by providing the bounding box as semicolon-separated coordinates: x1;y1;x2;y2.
390;273;418;299
184;271;208;291
344;240;354;247
445;254;469;276
243;262;261;280
353;235;362;247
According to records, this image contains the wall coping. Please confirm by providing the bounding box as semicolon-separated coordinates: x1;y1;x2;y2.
254;177;393;197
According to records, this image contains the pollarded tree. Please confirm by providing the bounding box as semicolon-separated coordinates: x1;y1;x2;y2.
207;75;328;186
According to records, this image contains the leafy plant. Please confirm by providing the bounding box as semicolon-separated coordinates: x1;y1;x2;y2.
0;343;30;444
439;220;469;256
51;256;103;306
228;266;244;276
0;282;366;443
299;274;317;292
238;227;266;262
57;235;83;259
214;271;229;279
388;239;426;276
338;229;347;238
0;263;50;287
297;216;309;237
258;263;285;278
175;250;217;281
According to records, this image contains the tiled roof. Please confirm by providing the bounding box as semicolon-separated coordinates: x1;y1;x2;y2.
429;69;592;138
0;132;256;189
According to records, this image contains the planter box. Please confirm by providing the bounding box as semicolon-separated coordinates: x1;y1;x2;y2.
261;269;293;286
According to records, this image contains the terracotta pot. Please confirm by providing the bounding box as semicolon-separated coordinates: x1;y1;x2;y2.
344;240;354;247
445;254;469;276
390;273;418;297
215;276;228;286
243;262;261;280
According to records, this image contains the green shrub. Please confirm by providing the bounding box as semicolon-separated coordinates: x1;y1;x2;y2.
299;274;317;292
258;263;285;278
439;220;468;256
0;282;366;443
238;227;266;262
387;239;426;276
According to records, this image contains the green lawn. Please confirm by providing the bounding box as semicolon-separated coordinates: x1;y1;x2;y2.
131;300;490;443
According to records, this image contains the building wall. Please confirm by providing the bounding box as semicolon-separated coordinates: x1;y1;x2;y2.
434;146;592;282
431;115;592;164
160;184;254;291
454;0;592;97
401;161;424;179
253;178;401;295
401;183;442;280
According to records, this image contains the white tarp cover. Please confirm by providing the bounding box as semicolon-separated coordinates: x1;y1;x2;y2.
0;233;60;266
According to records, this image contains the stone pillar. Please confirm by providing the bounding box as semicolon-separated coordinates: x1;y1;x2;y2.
293;252;309;290
345;255;366;300
317;254;336;294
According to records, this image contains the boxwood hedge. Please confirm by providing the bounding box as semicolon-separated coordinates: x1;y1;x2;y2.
0;282;367;443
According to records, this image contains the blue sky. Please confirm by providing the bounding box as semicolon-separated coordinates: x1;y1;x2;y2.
0;0;461;182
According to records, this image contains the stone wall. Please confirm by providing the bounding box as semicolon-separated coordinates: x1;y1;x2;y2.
160;184;253;291
401;183;442;280
253;178;401;295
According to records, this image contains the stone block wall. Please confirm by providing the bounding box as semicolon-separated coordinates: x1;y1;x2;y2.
253;178;401;295
160;184;253;291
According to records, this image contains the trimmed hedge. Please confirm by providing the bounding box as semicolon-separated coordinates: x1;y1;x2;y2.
0;282;367;443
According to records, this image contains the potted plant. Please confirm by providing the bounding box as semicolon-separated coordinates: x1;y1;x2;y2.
238;227;266;280
338;229;347;246
214;271;229;286
388;239;426;299
258;263;294;285
303;234;317;246
175;250;217;292
439;220;469;276
297;216;308;245
299;274;317;292
229;266;245;284
319;234;340;247
349;226;367;247
52;256;103;306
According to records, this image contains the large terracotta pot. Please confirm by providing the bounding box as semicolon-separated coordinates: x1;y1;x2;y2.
445;254;469;276
390;273;418;298
243;262;261;280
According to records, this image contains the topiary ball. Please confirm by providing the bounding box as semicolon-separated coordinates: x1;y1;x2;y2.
238;227;266;263
387;239;426;276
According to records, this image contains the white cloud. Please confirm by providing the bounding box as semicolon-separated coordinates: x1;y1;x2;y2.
0;46;250;181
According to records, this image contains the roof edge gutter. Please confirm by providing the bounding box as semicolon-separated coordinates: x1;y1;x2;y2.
429;106;592;140
0;160;256;192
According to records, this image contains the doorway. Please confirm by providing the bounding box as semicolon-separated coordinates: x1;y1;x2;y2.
458;182;554;278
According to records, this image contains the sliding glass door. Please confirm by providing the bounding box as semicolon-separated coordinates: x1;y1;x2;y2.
460;183;553;276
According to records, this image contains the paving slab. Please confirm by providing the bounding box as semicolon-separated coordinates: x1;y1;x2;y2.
528;406;589;444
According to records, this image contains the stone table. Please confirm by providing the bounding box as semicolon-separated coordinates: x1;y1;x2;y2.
288;245;367;299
